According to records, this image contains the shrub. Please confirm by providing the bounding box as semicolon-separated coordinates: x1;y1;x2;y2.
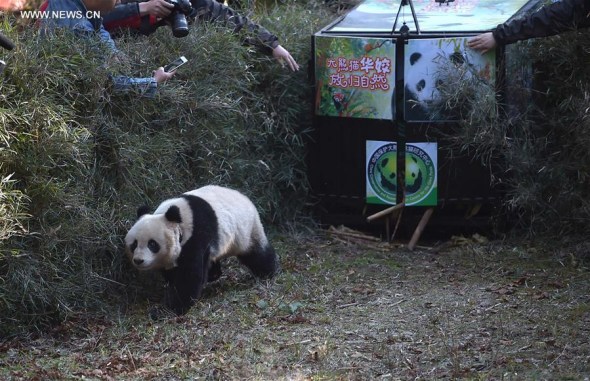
0;1;333;334
438;30;590;237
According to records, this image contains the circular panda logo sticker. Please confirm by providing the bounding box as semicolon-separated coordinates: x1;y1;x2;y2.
367;143;436;205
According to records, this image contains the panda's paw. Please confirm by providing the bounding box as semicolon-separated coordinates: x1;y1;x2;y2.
263;253;282;279
148;305;177;321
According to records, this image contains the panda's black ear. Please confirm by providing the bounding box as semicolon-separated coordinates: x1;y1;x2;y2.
137;205;151;219
410;52;422;66
165;205;182;224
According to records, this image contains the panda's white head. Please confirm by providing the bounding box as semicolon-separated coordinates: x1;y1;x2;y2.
124;205;183;271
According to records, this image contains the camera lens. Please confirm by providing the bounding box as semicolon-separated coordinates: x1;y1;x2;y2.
172;13;189;37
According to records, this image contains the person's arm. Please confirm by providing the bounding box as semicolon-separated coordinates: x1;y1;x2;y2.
103;0;172;35
112;75;158;96
112;67;173;97
469;0;590;53
190;0;278;53
40;0;119;50
494;0;590;45
190;0;298;70
96;23;176;97
40;0;174;96
103;2;144;31
137;0;174;18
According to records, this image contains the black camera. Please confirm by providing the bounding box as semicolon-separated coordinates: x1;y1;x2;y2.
165;0;193;38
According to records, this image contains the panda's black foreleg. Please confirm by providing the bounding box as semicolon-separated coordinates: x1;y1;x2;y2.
165;268;204;315
207;260;222;282
163;250;210;315
238;243;279;279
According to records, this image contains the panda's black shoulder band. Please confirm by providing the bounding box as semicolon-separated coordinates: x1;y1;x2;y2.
165;205;183;224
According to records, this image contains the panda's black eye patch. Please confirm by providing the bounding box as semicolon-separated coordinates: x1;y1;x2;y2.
416;80;426;92
148;239;160;253
130;240;137;252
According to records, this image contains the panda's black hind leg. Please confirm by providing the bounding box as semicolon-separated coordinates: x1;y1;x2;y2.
238;244;279;279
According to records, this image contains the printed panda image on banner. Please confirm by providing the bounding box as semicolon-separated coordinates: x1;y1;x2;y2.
366;140;437;206
314;35;395;120
404;38;495;122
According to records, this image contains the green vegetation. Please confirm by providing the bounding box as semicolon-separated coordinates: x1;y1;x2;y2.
0;236;589;379
0;2;333;335
438;30;590;237
1;0;590;340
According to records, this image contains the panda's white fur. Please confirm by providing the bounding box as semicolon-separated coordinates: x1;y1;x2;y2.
174;186;269;262
125;185;278;315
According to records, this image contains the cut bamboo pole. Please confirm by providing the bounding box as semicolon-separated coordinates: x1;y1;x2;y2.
366;203;405;223
408;208;434;251
328;226;382;242
390;206;404;242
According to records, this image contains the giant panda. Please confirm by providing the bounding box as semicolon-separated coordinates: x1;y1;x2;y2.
124;185;279;316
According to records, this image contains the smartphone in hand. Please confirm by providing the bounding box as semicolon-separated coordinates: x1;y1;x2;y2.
164;56;188;73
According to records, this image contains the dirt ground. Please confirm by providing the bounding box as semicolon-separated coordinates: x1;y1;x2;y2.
1;228;589;380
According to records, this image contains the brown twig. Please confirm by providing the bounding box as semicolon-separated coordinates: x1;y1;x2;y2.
328;226;381;242
366;203;405;222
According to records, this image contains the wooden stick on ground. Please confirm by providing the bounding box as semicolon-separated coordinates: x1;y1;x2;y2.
366;203;405;223
408;208;434;251
328;226;382;242
390;206;404;242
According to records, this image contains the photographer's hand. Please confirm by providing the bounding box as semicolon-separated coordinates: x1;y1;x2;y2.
153;67;175;83
272;45;299;72
139;0;174;18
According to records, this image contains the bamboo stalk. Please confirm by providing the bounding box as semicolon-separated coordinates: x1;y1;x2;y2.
408;208;434;251
366;203;405;222
328;229;382;242
390;206;404;242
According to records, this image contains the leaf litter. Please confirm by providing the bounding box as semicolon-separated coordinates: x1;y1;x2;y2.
0;229;589;380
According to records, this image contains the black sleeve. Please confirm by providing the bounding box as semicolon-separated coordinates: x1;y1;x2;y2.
103;2;164;37
189;0;279;56
493;0;590;45
103;3;141;31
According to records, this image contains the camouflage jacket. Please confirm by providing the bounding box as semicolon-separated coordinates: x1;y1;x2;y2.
103;0;280;55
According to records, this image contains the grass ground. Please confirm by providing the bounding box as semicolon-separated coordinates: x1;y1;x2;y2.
0;229;589;380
